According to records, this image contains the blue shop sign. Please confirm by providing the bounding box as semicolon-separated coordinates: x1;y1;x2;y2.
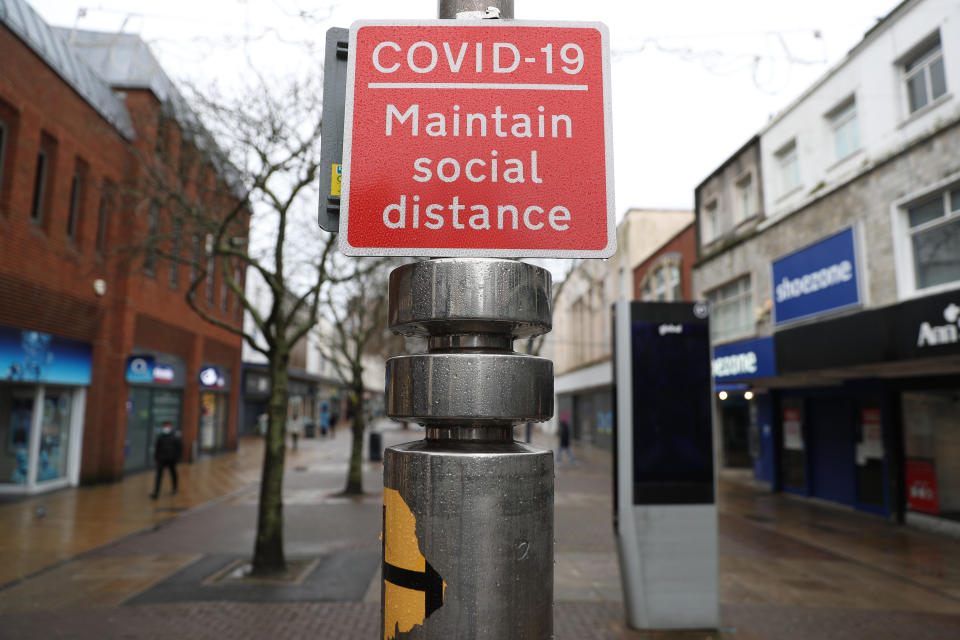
199;366;226;389
772;227;860;325
0;324;92;385
712;336;776;381
126;356;177;385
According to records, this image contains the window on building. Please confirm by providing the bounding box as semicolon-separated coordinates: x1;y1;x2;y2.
734;174;755;224
702;199;718;242
706;275;753;344
66;159;88;242
95;180;114;254
904;40;947;114
220;266;229;312
906;187;960;290
234;267;243;320
828;98;860;161
205;233;215;305
190;234;201;286
640;255;683;302
0;121;7;207
0;99;18;213
169;218;183;288
775;140;800;196
144;200;160;275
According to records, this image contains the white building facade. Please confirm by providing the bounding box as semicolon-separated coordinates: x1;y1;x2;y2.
693;0;960;533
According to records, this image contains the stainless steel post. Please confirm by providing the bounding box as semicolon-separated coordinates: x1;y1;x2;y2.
382;258;554;639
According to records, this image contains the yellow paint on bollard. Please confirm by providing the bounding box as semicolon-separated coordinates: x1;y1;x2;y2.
383;487;444;639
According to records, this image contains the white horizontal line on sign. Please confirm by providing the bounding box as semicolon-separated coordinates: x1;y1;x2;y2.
368;82;589;91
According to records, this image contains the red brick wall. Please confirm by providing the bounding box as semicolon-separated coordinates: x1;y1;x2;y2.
0;26;244;483
633;223;698;301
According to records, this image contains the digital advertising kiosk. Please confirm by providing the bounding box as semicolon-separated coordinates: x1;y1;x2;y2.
612;300;719;630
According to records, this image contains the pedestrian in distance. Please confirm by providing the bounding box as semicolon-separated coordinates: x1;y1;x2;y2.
320;403;331;438
288;414;303;450
557;411;576;463
151;421;182;499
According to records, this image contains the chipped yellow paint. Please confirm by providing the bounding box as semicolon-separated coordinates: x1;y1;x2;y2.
384;487;425;640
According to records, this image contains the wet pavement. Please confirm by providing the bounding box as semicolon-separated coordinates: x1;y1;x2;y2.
0;421;958;638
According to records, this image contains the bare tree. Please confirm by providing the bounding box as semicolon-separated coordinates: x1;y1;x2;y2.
316;258;400;495
130;74;341;575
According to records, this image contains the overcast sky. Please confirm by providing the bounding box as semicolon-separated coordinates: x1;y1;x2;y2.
33;0;901;217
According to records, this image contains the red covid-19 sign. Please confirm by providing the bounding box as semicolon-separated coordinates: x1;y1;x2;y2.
339;20;614;258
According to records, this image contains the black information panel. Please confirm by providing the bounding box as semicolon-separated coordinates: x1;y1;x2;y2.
630;302;714;505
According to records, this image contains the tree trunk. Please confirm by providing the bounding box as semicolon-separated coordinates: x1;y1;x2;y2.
343;381;366;495
251;347;289;575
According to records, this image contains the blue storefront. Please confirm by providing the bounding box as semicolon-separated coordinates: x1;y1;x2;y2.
0;324;92;494
712;336;776;472
765;228;893;518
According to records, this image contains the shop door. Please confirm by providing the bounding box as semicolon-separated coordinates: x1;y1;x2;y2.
0;385;35;485
808;397;855;507
125;388;152;472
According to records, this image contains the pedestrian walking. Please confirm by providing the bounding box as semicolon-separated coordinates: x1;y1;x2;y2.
288;414;303;450
320;403;331;438
150;421;182;499
557;412;576;463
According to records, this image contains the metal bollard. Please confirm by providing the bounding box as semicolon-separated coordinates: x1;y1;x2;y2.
382;258;554;639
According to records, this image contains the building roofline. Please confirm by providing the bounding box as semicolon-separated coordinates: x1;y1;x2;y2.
759;0;918;135
694;134;761;194
0;0;135;139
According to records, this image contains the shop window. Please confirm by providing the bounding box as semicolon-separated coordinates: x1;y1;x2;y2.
903;39;946;115
0;385;35;485
902;390;960;520
38;388;72;483
706;275;753;344
827;97;859;161
640;255;683;302
66;158;88;243
905;187;960;290
775;140;800;196
31;132;58;225
95;180;115;254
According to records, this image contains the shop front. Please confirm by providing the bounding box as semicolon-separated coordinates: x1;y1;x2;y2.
712;336;776;470
124;353;185;473
774;289;960;522
198;365;230;454
0;325;91;494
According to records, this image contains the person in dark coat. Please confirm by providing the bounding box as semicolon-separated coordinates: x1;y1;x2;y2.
557;411;576;463
151;421;183;499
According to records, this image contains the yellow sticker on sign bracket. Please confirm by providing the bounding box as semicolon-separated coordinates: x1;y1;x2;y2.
383;487;445;640
330;163;342;197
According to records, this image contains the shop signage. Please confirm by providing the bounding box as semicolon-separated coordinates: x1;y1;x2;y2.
199;366;226;389
905;459;939;515
772;227;860;325
916;302;959;348
783;408;803;451
1;325;92;385
339;20;614;258
125;356;176;385
712;336;776;381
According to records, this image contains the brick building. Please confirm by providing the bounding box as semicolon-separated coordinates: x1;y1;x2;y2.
0;0;244;493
